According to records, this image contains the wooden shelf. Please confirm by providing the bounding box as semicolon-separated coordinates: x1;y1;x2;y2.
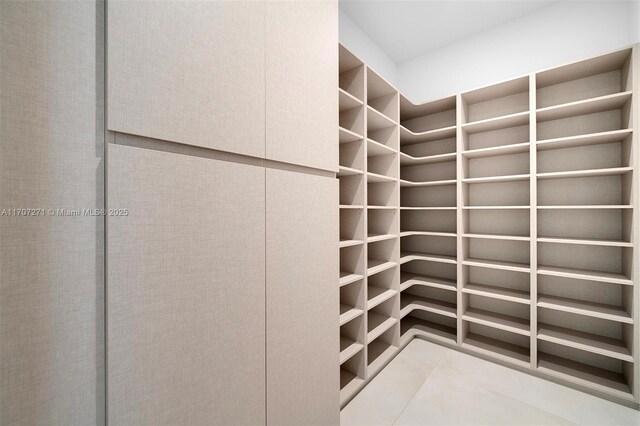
463;233;530;242
340;304;364;326
340;204;364;209
367;138;396;156
463;308;530;336
367;311;398;342
537;295;632;324
367;259;397;276
400;293;457;319
339;239;364;248
368;205;397;210
400;125;457;146
367;172;396;183
367;233;396;243
462;111;529;134
339;126;363;144
536;91;632;122
400;251;457;265
401;206;457;211
462;257;530;273
463;333;530;368
340;337;364;365
463;205;530;210
537;205;633;210
537;265;632;286
537;167;632;180
400;231;456;238
340;369;364;403
538;353;632;399
463;283;530;304
401;316;457;346
400;151;456;165
536;129;633;150
400;179;456;187
400;272;457;292
339;271;363;287
339;88;363;112
367;105;396;131
367;339;397;375
462;174;530;184
537;324;632;362
367;286;397;310
462;142;530;159
537;236;632;247
337;165;363;177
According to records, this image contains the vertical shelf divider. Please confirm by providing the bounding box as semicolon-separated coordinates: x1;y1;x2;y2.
456;94;465;346
529;74;538;369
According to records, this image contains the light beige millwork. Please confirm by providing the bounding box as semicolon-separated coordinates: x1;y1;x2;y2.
339;43;640;409
266;0;338;172
266;169;339;425
107;0;266;157
0;1;105;423
107;145;266;425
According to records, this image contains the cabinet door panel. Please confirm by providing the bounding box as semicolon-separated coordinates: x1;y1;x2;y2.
107;1;265;157
266;169;339;424
266;0;338;172
107;145;265;425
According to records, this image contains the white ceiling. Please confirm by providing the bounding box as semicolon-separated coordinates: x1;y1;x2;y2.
340;0;560;64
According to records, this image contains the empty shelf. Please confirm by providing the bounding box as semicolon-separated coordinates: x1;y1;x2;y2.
463;333;530;368
537;265;632;286
401;206;456;211
462;142;530;159
368;205;397;210
339;88;363;112
462;174;530;184
400;231;456;238
463;233;530;242
537;205;632;210
340;337;364;365
463;206;530;210
400;125;457;145
340;204;364;209
367;105;396;131
367;286;397;310
463;308;530;336
537;236;632;247
367;311;398;342
340;304;364;326
537;324;632;362
400;179;456;187
367;233;396;243
337;165;364;177
367;172;396;183
340;369;364;403
537;353;632;399
400;293;457;319
462;111;529;134
340;271;363;287
339;239;364;248
367;339;397;375
400;251;457;265
367;259;397;276
401;316;457;346
536;129;633;150
367;138;396;156
462;258;530;273
339;126;363;144
537;167;632;180
400;151;456;165
400;272;457;292
463;283;530;304
537;91;632;122
537;295;632;324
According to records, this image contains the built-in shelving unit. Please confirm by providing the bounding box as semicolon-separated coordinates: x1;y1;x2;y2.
338;44;639;409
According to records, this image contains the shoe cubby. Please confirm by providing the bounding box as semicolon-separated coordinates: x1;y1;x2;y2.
340;315;365;365
462;322;531;367
339;45;365;102
340;349;365;401
340;280;365;326
463;208;530;239
461;76;530;124
338;43;638;407
400;209;456;234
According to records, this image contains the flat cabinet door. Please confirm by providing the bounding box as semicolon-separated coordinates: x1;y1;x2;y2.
266;0;338;172
107;1;265;157
266;169;339;425
107;145;265;425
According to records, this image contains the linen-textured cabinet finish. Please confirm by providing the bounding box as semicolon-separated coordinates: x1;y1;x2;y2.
107;0;266;157
0;1;105;424
107;145;266;425
266;169;340;425
266;0;339;172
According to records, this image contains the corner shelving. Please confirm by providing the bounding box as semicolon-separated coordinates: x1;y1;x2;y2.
337;43;638;408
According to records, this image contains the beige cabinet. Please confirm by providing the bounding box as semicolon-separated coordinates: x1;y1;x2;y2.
266;169;340;425
107;0;266;157
107;145;266;425
266;0;339;172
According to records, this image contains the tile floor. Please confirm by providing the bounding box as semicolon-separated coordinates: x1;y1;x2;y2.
341;339;640;425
